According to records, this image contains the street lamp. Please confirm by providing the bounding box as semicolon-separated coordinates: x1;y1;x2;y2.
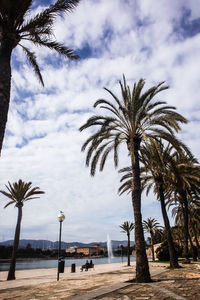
57;211;65;281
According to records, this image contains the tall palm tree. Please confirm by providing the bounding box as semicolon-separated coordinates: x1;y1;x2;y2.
0;179;44;280
166;152;200;263
172;204;195;261
118;139;183;268
80;76;187;282
0;0;80;154
172;200;200;262
119;221;134;266
140;140;182;268
143;218;162;261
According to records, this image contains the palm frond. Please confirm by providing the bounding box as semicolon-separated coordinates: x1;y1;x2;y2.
19;44;44;86
99;145;113;173
4;200;16;208
25;39;79;60
19;0;80;33
0;189;14;200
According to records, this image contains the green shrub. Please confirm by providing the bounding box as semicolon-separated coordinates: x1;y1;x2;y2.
155;240;182;261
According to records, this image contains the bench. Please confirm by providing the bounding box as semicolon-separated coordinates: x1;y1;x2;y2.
80;263;94;271
88;263;94;269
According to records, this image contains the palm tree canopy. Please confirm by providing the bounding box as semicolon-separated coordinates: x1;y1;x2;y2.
140;139;180;198
172;202;200;226
118;136;194;197
143;217;162;235
120;221;135;235
0;0;80;85
0;179;45;208
166;152;200;205
80;76;188;176
118;138;189;197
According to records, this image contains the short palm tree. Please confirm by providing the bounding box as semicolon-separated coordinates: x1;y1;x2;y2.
0;0;80;154
0;179;44;280
80;76;187;282
143;218;162;261
119;221;134;266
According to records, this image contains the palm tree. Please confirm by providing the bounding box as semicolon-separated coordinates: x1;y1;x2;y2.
166;152;200;263
172;225;184;249
172;205;194;261
119;221;134;266
80;76;187;282
189;206;200;258
172;200;200;262
143;218;162;261
0;179;44;280
0;0;80;154
118;139;183;268
140;140;182;268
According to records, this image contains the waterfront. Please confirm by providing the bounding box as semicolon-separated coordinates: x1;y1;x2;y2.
2;261;199;300
0;256;136;271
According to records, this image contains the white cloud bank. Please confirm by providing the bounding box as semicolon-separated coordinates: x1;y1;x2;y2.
0;0;200;243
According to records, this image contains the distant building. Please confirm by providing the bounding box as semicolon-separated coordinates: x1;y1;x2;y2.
145;243;161;259
65;246;78;254
76;244;106;256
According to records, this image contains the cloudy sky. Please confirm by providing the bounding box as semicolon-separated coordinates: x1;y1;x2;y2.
0;0;200;244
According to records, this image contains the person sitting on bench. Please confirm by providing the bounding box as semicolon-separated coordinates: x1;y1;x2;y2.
81;260;90;271
89;260;94;268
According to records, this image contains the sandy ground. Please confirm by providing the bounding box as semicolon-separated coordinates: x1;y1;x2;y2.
0;262;139;289
0;261;168;299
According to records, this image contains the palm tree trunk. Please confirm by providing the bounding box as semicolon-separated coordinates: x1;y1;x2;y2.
188;233;197;261
150;232;155;261
130;138;151;283
192;225;200;259
7;205;23;280
180;196;190;263
158;182;179;268
127;233;130;266
0;38;13;155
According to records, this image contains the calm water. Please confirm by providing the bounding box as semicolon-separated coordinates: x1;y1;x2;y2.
0;256;136;271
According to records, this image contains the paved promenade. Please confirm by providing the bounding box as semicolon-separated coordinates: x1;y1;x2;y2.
0;261;200;299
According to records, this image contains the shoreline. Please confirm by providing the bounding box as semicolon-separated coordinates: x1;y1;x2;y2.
0;256;136;273
0;255;119;263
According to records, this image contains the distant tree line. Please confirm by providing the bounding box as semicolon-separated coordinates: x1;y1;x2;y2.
0;244;58;260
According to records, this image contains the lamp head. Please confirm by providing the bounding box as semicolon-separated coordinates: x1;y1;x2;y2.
58;211;65;222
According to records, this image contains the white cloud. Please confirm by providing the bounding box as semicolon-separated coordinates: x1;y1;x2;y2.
0;0;200;244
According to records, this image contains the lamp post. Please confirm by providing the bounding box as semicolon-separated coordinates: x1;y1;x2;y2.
120;244;123;263
57;211;65;281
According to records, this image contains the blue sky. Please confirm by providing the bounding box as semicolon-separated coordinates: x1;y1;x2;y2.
0;0;200;244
